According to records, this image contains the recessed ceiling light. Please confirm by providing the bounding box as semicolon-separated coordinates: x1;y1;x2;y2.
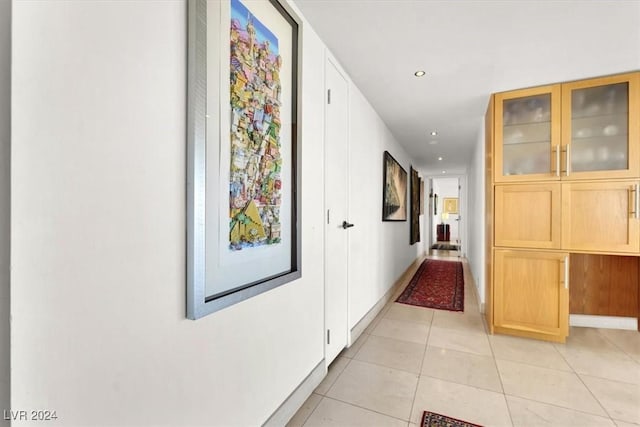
438;157;443;161
414;70;426;77
429;140;438;145
442;170;446;174
431;131;438;136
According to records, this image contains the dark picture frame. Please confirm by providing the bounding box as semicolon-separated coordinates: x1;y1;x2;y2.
419;178;424;215
410;166;420;244
382;151;407;221
187;0;301;320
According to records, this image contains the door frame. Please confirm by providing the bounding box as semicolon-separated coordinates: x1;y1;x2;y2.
426;174;467;256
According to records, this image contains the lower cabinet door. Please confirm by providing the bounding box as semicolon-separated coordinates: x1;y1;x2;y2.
493;249;569;343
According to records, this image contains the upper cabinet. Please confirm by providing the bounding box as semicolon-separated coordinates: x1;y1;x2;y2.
494;72;639;183
561;72;639;180
495;85;561;182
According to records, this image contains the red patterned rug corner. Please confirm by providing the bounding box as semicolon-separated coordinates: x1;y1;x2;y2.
396;259;464;311
422;410;482;427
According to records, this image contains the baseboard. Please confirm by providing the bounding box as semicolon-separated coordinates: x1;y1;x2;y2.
350;284;396;343
350;257;423;343
569;314;638;330
263;359;325;427
350;295;386;343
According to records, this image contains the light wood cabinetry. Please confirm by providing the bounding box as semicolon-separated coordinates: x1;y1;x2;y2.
562;181;640;253
495;183;561;249
487;71;640;343
494;180;640;254
494;85;561;183
561;73;640;180
485;97;495;333
493;249;569;342
494;72;639;183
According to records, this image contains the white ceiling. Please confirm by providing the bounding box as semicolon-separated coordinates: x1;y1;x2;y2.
294;0;640;174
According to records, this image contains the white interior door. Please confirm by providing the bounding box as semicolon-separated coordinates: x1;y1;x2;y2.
324;58;349;365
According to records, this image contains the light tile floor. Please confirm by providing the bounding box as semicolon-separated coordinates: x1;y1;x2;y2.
287;253;640;427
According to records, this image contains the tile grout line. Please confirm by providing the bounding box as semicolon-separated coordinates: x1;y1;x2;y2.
553;330;640;384
320;395;411;424
412;364;619;424
502;390;621;422
491;353;574;374
574;370;633;423
595;328;640;364
332;259;427;424
486;325;514;427
316;356;352;397
418;370;505;395
407;299;434;425
350;352;425;377
296;394;323;427
552;337;616;422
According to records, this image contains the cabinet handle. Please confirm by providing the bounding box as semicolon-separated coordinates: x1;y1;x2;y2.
632;184;639;219
635;184;640;219
554;146;560;177
562;256;569;290
565;144;571;177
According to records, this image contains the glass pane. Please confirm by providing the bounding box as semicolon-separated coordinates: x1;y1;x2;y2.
571;82;628;172
503;142;551;176
503;94;551;175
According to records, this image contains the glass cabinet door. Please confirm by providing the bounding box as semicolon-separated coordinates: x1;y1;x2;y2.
494;85;561;182
561;72;639;179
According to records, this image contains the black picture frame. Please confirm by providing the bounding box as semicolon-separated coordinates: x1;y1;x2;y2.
382;151;407;221
410;166;420;244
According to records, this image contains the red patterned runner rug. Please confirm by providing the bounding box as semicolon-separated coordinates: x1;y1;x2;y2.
396;259;464;311
421;410;482;427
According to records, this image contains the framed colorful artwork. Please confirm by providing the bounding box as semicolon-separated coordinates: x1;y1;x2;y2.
382;151;407;221
409;166;420;244
187;0;301;319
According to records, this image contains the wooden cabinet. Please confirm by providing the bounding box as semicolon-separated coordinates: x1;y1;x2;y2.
494;72;639;183
494;85;561;183
436;224;450;242
488;71;640;342
561;73;640;180
493;249;569;343
495;183;561;249
494;180;640;254
562;181;640;253
485;97;495;333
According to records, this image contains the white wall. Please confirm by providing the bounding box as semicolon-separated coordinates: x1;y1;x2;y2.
11;1;327;425
10;0;420;425
0;0;10;423
466;120;486;306
348;87;417;328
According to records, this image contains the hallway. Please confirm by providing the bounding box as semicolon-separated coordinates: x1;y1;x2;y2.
288;254;640;426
